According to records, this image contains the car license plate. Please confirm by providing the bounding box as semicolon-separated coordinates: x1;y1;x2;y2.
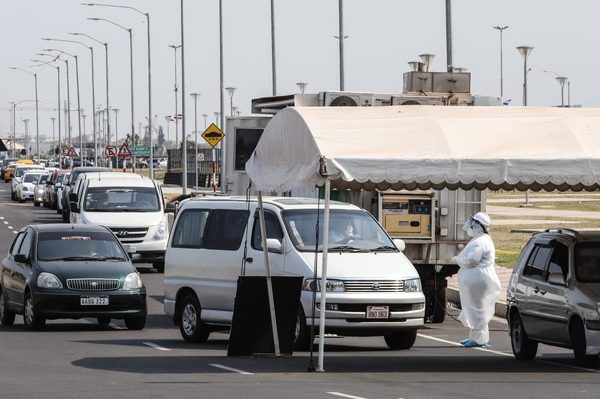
366;306;389;319
80;296;109;306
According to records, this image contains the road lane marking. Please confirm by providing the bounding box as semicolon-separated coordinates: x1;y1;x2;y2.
142;341;170;351
417;333;512;357
13;231;17;234
328;392;368;399
3;221;7;224
537;359;600;373
208;364;253;375
7;226;12;229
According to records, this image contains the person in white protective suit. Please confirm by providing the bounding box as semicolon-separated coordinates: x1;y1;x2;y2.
454;212;501;348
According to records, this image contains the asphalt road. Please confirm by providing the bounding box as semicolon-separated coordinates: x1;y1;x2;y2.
0;181;598;399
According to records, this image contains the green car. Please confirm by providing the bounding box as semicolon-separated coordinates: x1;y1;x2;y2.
0;224;147;330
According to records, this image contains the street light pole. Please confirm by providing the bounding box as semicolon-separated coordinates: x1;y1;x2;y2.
516;46;534;106
33;55;62;163
180;0;187;194
225;87;236;116
168;44;181;152
336;0;346;91
190;92;200;190
270;0;277;95
23;119;30;156
493;25;509;98
556;76;568;107
9;67;40;159
50;117;56;157
202;113;208;129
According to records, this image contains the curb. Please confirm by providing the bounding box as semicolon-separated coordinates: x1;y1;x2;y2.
446;287;507;319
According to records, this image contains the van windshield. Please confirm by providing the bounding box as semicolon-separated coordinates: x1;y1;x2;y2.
84;186;160;212
281;209;396;252
574;243;600;282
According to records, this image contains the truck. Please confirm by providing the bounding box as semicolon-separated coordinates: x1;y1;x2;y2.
222;97;486;322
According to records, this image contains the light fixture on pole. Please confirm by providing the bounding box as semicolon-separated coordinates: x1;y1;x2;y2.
89;17;135;171
493;25;509;98
555;76;568;107
419;53;435;72
43;37;98;166
296;82;308;94
213;111;220;125
225;87;236;116
202;113;208;129
190;92;200;190
9;67;40;159
82;2;154;178
516;46;534;106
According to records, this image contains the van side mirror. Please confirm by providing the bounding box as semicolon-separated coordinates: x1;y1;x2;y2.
393;238;406;251
14;254;29;263
70;201;79;213
69;193;77;202
547;272;566;286
266;238;284;254
164;202;177;213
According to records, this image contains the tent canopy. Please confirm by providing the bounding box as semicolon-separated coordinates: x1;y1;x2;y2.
246;106;600;192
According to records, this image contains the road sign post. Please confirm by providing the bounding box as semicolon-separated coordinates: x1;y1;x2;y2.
202;123;225;192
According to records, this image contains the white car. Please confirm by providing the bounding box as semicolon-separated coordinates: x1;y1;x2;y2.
16;172;46;203
11;164;45;201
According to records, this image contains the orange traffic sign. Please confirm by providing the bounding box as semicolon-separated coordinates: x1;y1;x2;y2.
201;123;225;148
118;143;133;158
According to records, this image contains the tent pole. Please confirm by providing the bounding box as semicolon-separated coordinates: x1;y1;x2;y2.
257;191;281;356
317;178;331;372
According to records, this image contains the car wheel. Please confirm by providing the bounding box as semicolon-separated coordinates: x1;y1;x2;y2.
179;294;210;343
0;289;16;326
153;261;165;273
124;315;146;330
97;317;111;326
23;292;45;330
510;311;538;360
294;305;313;350
384;330;417;350
570;318;599;368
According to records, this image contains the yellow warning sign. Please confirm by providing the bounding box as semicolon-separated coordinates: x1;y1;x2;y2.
201;123;225;148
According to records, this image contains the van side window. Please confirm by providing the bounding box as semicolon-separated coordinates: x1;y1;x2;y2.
523;245;551;280
547;242;568;280
251;211;284;250
205;210;249;251
171;209;210;248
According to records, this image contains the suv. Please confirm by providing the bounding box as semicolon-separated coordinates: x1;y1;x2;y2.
61;166;110;222
506;228;600;367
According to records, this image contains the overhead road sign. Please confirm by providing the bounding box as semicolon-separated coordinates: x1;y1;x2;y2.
131;145;157;157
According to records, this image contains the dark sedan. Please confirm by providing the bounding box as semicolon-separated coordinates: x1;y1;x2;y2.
0;224;146;330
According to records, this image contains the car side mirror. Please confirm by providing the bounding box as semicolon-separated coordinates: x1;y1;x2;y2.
130;253;142;262
393;238;406;251
14;254;29;263
164;202;177;213
266;238;284;254
70;201;79;213
68;193;77;202
547;272;566;286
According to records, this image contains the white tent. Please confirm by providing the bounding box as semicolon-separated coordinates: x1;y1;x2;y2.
245;105;600;371
246;106;600;192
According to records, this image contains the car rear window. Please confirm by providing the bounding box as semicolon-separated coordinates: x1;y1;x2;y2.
37;231;127;261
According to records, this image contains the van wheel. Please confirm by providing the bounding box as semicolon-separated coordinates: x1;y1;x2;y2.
384;329;417;350
294;306;313;350
153;262;165;273
570;318;599;368
23;293;45;330
0;289;16;326
179;295;210;343
125;315;146;330
510;311;538;360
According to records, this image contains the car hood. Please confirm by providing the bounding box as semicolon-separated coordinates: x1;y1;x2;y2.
38;260;135;279
298;251;419;280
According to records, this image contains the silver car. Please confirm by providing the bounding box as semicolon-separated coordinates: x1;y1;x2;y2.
506;228;600;367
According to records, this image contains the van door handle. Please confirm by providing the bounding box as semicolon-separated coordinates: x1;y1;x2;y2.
245;257;253;263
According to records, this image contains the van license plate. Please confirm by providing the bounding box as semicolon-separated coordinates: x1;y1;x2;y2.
366;306;389;319
80;296;109;306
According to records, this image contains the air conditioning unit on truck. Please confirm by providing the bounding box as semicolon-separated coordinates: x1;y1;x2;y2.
367;189;485;323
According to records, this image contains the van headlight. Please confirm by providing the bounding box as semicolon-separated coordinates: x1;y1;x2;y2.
302;278;346;292
404;278;422;292
123;272;143;290
153;216;168;240
37;272;63;289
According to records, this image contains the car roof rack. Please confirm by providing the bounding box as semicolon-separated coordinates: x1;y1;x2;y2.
543;228;580;237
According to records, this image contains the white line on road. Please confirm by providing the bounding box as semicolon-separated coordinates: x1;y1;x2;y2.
417;333;512;357
3;221;7;224
208;364;253;375
0;216;4;219
13;230;17;234
328;392;369;399
7;226;12;229
142;341;170;351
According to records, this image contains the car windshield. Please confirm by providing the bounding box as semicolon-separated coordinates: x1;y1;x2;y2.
56;174;65;184
574;243;600;282
16;168;42;177
281;209;396;252
84;186;160;212
24;173;42;183
37;174;49;184
37;231;127;261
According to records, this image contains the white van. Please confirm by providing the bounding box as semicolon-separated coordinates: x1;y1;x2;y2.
71;172;171;272
164;197;425;349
